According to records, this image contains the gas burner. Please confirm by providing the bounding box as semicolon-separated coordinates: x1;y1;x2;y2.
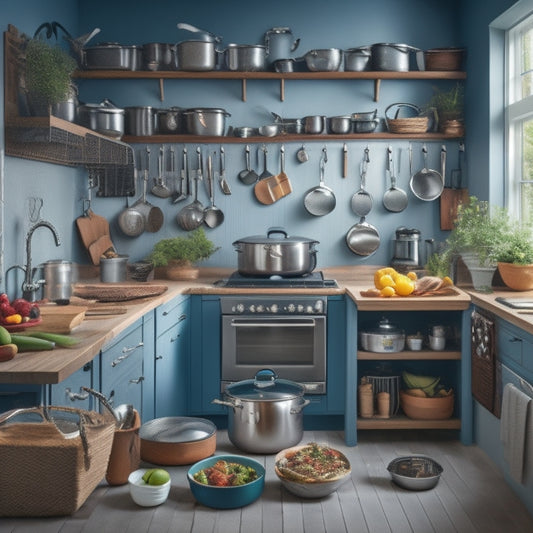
215;271;338;288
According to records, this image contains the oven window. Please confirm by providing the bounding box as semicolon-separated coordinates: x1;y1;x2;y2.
234;319;315;365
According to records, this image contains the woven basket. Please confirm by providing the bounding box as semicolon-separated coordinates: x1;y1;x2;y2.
385;103;429;134
0;406;115;517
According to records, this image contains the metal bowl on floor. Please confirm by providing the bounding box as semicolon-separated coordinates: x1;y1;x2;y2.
139;416;216;465
387;455;443;490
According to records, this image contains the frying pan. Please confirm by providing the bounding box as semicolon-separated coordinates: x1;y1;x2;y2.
350;146;372;217
410;144;444;201
304;148;336;216
345;216;380;256
383;145;408;212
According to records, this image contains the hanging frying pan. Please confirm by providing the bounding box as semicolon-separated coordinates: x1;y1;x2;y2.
409;143;444;201
350;146;373;217
345;216;380;256
304;147;336;216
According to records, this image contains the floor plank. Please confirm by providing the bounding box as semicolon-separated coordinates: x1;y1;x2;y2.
2;430;533;533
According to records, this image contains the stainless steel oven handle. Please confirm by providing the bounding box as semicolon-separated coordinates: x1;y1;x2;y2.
230;321;317;328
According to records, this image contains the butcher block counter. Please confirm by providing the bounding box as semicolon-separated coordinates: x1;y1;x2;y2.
0;266;473;385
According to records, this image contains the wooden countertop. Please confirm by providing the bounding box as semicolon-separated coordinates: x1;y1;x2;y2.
0;265;477;386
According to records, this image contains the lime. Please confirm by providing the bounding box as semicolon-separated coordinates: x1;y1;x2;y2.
143;468;170;486
0;325;11;345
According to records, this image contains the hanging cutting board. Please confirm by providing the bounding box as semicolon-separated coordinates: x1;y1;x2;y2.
76;209;116;265
440;142;468;230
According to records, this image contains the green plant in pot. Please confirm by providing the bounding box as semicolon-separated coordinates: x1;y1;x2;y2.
22;37;77;116
446;196;511;291
427;83;464;135
147;228;219;280
496;223;533;291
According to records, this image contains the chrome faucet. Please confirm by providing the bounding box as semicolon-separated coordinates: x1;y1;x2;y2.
13;221;61;301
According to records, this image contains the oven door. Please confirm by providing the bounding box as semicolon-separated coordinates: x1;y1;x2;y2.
221;315;326;393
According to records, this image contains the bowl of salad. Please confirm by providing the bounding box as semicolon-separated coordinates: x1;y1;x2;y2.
274;442;352;498
187;455;265;508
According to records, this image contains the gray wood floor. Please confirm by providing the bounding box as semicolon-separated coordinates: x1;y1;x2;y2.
3;429;533;533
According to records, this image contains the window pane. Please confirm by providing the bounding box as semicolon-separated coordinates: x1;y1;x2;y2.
523;118;533;182
521;26;533;97
520;182;533;224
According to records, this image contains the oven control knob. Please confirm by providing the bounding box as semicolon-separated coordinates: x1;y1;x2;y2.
297;304;304;313
249;304;256;313
270;304;279;313
257;305;265;313
314;300;324;313
287;304;296;313
306;305;314;313
235;303;245;313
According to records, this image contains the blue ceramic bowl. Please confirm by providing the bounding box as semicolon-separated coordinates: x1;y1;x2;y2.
187;455;265;509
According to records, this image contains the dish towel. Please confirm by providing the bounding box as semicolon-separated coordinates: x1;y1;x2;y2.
500;383;532;483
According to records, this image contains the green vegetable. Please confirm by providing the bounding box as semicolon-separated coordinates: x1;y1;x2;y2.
25;331;80;348
10;334;55;351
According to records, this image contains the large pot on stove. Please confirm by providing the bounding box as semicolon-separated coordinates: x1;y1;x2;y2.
212;369;310;454
233;227;318;277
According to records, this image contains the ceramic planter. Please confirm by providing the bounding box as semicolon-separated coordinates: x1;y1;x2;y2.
497;262;533;291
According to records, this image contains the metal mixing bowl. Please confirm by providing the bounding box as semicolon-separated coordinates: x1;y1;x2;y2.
387;456;443;490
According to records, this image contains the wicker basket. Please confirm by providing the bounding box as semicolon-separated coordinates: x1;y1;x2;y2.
385;103;428;134
0;406;115;517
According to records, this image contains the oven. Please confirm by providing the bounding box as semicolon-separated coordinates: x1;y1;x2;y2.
220;295;328;394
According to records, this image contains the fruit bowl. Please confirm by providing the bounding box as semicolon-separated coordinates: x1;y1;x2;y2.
128;468;171;507
187;455;265;509
2;317;42;332
274;443;351;499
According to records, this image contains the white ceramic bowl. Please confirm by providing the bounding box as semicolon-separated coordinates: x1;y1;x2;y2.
274;445;351;499
429;335;446;351
407;337;423;351
128;468;171;507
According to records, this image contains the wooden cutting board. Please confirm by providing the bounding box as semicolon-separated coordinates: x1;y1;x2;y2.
33;305;88;333
440;187;469;230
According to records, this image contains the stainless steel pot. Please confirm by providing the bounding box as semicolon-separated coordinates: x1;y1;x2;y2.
328;115;352;134
224;44;267;71
303;115;326;134
371;43;418;71
42;260;76;304
233;227;318;277
83;42;141;70
176;40;218;71
212;369;310;454
142;43;177;71
299;48;343;71
79;99;125;139
182;108;230;136
360;318;405;352
124;106;156;136
157;107;183;134
344;46;371;71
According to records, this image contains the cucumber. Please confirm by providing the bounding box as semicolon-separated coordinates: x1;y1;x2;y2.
10;334;55;351
26;331;80;348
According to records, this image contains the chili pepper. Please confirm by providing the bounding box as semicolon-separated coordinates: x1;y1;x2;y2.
4;314;22;325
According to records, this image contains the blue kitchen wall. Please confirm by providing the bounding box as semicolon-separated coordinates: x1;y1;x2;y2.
0;0;519;293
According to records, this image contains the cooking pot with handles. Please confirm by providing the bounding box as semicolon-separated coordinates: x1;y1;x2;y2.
233;227;318;277
212;369;310;454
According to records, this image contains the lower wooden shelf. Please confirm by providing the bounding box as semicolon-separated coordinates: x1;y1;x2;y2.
357;415;461;430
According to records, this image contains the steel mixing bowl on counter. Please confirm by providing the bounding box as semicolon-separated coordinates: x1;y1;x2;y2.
187;455;265;509
274;442;352;498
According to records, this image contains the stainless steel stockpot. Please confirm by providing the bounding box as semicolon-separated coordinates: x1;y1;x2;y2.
176;40;218;71
182;108;230;136
78;99;125;139
360;318;405;353
83;42;141;70
344;46;371;71
371;43;418;71
142;42;177;71
232;227;318;277
224;44;267;71
212;369;310;454
157;107;183;134
124;106;156;136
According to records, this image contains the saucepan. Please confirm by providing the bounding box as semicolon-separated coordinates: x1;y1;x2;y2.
298;48;343;71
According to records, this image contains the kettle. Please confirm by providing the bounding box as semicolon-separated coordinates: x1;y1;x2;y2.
390;227;421;268
264;27;300;65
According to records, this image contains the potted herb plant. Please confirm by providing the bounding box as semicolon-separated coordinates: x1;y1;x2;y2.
147;228;219;280
496;223;533;291
446;196;511;291
22;37;77;116
427;83;464;136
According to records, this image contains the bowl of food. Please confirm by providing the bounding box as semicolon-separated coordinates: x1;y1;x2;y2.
274;442;351;498
387;455;443;490
187;455;265;509
400;390;454;420
128;468;171;507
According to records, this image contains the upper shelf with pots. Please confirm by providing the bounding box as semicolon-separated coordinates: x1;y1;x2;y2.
73;69;467;103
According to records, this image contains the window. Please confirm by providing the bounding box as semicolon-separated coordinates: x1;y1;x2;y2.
507;15;533;224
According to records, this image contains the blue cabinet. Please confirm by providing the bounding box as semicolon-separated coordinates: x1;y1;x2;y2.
49;360;99;410
100;319;145;417
154;296;190;418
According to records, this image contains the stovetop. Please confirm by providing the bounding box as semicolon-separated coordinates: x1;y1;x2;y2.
214;271;338;289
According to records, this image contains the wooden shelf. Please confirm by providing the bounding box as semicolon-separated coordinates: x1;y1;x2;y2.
74;69;467;102
357;415;461;430
122;132;463;144
357;349;462;360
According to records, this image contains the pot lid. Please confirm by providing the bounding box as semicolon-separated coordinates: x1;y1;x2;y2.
233;227;318;246
365;318;404;335
139;416;216;443
225;369;305;401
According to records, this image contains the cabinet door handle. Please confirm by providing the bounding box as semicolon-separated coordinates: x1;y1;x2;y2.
509;337;523;343
129;376;144;385
155;355;163;360
111;341;144;367
65;387;90;402
170;334;180;343
177;313;187;323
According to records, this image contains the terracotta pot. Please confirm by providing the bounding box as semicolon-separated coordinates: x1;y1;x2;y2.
106;410;141;486
497;262;533;291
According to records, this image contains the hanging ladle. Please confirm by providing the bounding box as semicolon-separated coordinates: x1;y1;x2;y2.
238;145;259;185
151;146;172;198
173;146;188;203
204;153;225;228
